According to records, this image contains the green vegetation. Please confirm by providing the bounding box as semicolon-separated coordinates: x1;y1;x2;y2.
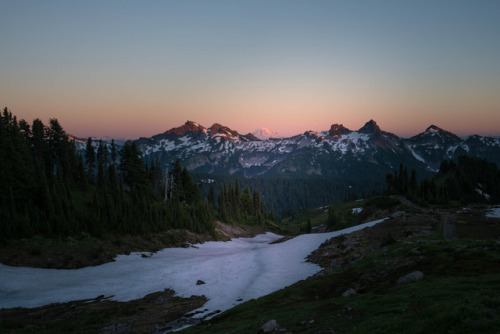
182;222;500;334
217;180;268;226
386;157;500;205
277;196;402;235
0;108;273;242
197;174;384;219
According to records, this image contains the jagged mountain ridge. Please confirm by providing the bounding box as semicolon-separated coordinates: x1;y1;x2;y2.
406;125;500;170
133;120;499;180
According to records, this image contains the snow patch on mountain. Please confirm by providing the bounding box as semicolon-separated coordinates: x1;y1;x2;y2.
408;146;426;163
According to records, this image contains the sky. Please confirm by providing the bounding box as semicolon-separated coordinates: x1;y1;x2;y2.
1;0;500;139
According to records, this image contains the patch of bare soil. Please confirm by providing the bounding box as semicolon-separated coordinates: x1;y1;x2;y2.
214;221;258;240
0;289;206;333
0;229;217;269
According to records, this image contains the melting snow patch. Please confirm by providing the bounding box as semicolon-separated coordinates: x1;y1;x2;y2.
0;219;387;319
486;207;500;218
475;188;491;201
352;207;363;214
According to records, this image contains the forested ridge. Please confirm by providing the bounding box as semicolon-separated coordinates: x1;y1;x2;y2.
1;108;273;240
197;174;384;219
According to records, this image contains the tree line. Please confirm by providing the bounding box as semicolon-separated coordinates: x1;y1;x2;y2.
213;181;270;225
0;108;216;240
197;174;384;219
385;156;500;205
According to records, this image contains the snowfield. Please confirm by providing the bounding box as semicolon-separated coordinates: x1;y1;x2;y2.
0;219;387;318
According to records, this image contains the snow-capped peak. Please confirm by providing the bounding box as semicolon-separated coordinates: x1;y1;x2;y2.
252;127;280;140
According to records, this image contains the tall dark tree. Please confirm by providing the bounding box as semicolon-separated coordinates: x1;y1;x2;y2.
96;140;108;187
207;183;215;208
85;137;95;181
119;142;149;194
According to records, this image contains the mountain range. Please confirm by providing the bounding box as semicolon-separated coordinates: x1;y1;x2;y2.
132;120;500;180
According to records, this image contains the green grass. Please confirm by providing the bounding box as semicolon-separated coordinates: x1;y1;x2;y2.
182;233;500;334
279;198;371;234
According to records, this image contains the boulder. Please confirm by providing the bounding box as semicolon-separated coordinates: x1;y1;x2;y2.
260;319;279;333
342;288;357;297
397;271;424;284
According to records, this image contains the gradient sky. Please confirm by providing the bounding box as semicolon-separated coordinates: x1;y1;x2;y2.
1;0;500;139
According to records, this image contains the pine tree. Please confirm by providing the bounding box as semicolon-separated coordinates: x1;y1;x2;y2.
241;185;253;216
327;205;338;228
85;137;95;181
207;183;215;208
96;139;108;187
119;142;149;195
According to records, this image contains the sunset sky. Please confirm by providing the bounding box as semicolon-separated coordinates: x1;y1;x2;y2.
1;0;500;139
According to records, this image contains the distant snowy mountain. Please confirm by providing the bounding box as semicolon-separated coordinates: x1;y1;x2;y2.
252;127;281;140
132;120;500;180
405;125;500;171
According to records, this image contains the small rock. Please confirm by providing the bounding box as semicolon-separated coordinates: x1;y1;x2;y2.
411;247;423;254
196;280;206;285
342;288;357;297
341;305;352;313
260;319;279;333
397;271;424;284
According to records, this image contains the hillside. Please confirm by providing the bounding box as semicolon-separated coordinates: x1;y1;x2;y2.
182;202;500;334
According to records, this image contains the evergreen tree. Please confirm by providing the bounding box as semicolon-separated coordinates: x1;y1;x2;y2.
241;185;253;215
119;142;149;195
85;137;95;181
207;183;215;208
327;205;338;228
96;140;108;187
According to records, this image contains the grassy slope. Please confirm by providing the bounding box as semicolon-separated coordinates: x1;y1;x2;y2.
182;201;500;334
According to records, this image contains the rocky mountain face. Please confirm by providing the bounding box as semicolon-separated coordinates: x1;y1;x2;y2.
132;120;500;180
406;125;500;171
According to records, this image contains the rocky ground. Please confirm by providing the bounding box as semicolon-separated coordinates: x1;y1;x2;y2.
0;289;206;333
308;209;440;272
